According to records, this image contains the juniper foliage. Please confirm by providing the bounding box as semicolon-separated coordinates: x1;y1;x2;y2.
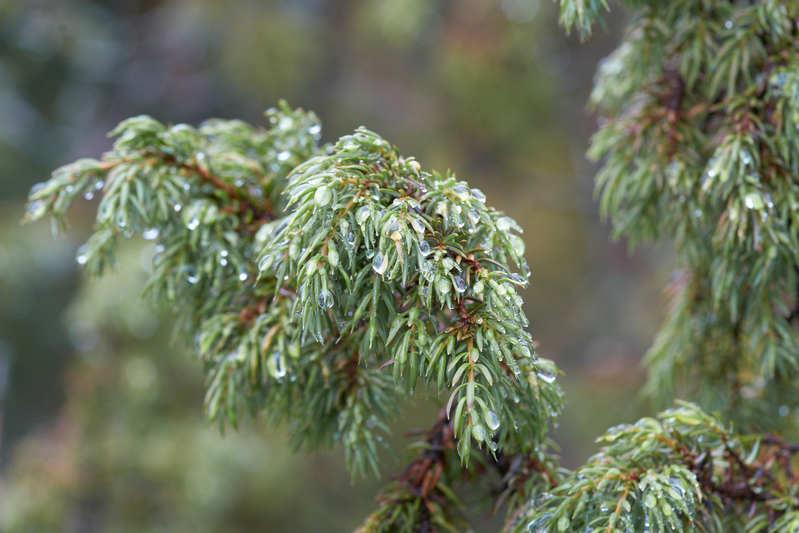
24;100;562;481
22;0;799;531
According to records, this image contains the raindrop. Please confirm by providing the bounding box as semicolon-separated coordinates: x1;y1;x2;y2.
473;280;484;295
453;184;469;200
453;276;467;293
278;116;294;130
187;272;199;284
345;231;357;248
509;235;525;256
778;405;789;416
537;370;556;384
258;255;273;272
25;200;46;219
436;277;451;296
187;217;200;231
318;289;334;309
471;188;486;203
76;245;89;265
84;191;94;200
486;410;501;431
356;205;371;225
219;257;228;267
497;216;514;232
419;240;431;256
744;193;759;210
409;217;425;234
238;272;248;282
277;150;291;162
173;203;182;213
308;124;321;136
29;182;46;195
372;252;387;275
142;228;159;240
314;186;332;207
644;493;657;509
724;19;733;29
273;351;287;379
328;246;339;267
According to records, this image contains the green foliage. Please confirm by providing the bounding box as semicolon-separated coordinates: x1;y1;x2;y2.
508;402;799;532
586;0;799;429
24;101;563;480
18;1;799;531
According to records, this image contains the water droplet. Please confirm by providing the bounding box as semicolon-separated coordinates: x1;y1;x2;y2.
314;186;332;207
453;276;467;293
95;181;104;190
25;200;46;219
219;257;228;267
116;213;127;228
537;370;556;384
308;124;321;136
277;150;291;162
273;351;287;378
436;277;451;296
486;410;500;431
419;240;431;256
84;190;94;200
318;289;334;309
409;217;425;234
187;273;199;284
471;188;486;203
744;193;759;210
356;205;371;225
453;184;469;200
173;203;182;213
238;271;248;282
29;182;46;196
473;280;484;295
142;228;159;240
372;252;387;275
258;255;273;272
76;244;89;265
778;405;789;416
421;261;435;280
435;201;448;219
497;216;514;232
328;246;339;267
724;19;733;29
644;493;657;509
278;116;294;131
471;423;487;442
187;217;200;230
509;234;525;256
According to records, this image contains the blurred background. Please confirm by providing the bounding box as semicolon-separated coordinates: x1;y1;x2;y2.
0;0;671;531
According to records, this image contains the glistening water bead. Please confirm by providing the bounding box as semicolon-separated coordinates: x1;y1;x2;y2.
318;290;334;309
372;252;387;275
485;410;500;431
314;186;332;207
